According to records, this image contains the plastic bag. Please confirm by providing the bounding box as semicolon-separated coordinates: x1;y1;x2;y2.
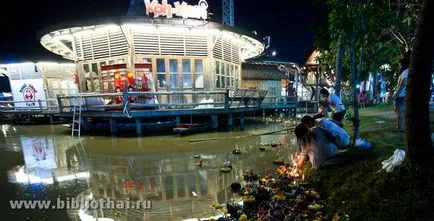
381;149;406;172
355;138;372;149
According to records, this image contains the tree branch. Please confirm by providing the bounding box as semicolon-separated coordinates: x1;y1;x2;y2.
391;29;405;45
398;31;409;50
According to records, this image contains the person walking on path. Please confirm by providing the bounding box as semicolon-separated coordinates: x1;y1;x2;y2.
392;51;411;133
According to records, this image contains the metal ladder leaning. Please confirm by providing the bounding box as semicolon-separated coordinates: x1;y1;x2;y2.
71;96;82;137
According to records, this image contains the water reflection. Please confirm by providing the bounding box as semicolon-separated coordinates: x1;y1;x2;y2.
0;119;298;220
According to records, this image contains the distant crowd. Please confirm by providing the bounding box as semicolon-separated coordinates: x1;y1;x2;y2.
292;50;412;169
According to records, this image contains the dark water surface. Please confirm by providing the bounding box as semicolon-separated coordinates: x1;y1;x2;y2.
0;118;297;220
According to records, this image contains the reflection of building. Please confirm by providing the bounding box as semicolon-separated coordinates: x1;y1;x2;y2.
87;154;244;220
10;136;89;184
39;18;264;94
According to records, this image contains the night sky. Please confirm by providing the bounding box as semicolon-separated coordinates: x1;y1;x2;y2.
0;0;319;64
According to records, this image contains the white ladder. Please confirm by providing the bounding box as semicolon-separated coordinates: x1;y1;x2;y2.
71;97;82;137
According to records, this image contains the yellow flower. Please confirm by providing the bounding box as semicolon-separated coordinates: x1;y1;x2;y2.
239;214;248;221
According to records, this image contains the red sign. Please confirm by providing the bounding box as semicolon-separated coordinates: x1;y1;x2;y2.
135;63;152;69
101;64;127;71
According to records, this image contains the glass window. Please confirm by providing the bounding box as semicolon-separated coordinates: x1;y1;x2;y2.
235;66;239;87
91;63;98;75
225;63;229;77
157;59;166;88
194;60;204;89
117;59;125;64
109;60;116;65
83;64;90;73
216;76;221;88
157;59;165;72
169;59;179;89
215;61;221;88
195;59;204;72
215;61;220;75
143;58;152;63
182;59;192;88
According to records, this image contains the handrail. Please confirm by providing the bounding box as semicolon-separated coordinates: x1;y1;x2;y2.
56;89;276;114
59;91;226;99
0;98;60;113
0;98;58;104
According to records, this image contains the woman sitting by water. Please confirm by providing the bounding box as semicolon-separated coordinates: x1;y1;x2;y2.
294;124;339;169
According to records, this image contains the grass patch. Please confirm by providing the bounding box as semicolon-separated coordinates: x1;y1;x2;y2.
305;104;434;221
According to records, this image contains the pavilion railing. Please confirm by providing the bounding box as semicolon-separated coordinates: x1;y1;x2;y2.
57;89;274;114
0;98;59;114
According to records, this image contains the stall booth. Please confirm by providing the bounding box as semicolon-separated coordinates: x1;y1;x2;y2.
38;17;264;102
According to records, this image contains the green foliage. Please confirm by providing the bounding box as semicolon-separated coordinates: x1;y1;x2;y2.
312;0;421;84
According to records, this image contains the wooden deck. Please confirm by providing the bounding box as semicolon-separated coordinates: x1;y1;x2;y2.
56;89;298;119
0;90;299;135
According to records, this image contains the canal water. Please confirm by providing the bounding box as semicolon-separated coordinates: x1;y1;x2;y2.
0;117;298;221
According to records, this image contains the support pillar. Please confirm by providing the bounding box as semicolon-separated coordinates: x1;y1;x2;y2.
161;175;167;201
175;116;181;125
211;115;218;130
227;113;233;130
240;113;245;131
184;175;189;199
135;118;142;136
109;118;117;136
82;118;89;133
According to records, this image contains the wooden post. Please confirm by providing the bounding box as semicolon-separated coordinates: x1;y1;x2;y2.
81;117;89;134
109;118;117;136
135;118;142;136
227;113;233;130
38;99;43;112
161;175;167;201
240;113;245;131
224;89;229;110
56;95;63;113
211;115;218;130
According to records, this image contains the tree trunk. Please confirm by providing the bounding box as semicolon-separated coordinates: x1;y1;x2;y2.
350;24;360;145
335;35;345;97
405;0;434;166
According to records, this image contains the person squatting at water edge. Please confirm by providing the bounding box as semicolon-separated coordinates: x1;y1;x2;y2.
318;88;346;123
300;115;350;150
294;123;340;169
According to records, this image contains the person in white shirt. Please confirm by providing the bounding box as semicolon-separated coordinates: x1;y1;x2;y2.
392;51;411;133
319;88;346;122
301;115;350;149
